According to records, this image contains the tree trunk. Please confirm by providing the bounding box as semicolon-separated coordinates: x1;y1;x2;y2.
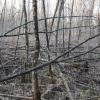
67;0;74;57
32;0;41;100
21;0;30;83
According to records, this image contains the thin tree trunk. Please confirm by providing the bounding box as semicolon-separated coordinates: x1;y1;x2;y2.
32;0;41;100
67;0;74;57
55;0;65;56
77;6;85;44
62;0;65;57
21;0;30;83
42;0;53;81
32;0;40;64
88;0;95;59
23;0;29;64
48;0;60;41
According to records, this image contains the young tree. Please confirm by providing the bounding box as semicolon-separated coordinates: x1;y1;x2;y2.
32;0;41;100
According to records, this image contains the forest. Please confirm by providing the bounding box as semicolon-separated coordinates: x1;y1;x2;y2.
0;0;100;100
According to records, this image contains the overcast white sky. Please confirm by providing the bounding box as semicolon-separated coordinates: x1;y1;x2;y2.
0;0;100;16
0;0;57;16
0;0;56;10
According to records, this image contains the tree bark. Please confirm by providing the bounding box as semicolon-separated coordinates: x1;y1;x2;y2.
42;0;53;82
67;0;74;57
21;0;30;83
32;0;41;100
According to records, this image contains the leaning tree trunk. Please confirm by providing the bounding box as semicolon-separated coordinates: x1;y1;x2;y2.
42;0;54;82
48;0;60;41
32;0;41;100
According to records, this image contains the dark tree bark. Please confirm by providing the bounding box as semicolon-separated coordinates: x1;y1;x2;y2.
32;0;41;100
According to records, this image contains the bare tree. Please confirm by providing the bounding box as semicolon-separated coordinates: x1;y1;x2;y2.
67;0;74;57
49;0;60;41
32;0;41;100
21;0;30;83
42;0;54;81
55;0;65;56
